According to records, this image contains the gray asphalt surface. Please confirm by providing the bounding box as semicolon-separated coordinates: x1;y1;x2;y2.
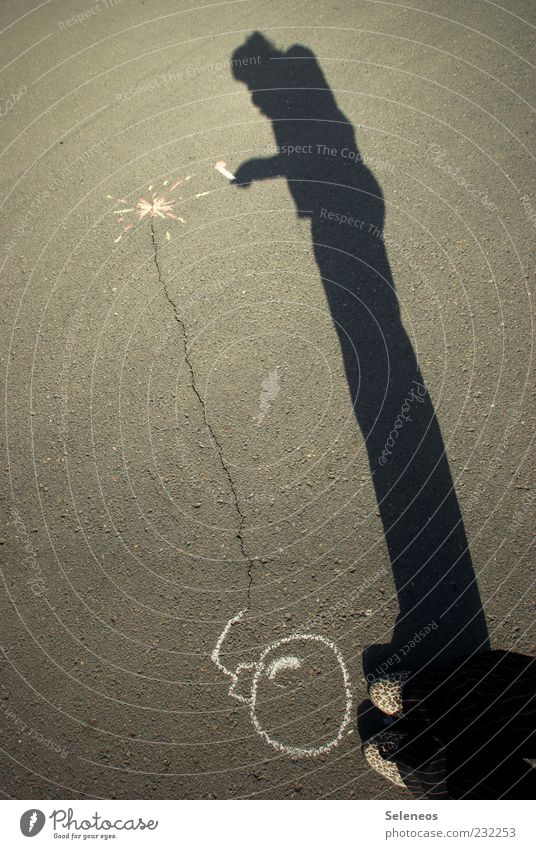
1;0;535;799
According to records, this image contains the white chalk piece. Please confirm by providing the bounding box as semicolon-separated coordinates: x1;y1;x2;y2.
214;160;236;181
211;612;353;758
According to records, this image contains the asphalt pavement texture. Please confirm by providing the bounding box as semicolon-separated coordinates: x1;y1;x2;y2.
1;0;535;799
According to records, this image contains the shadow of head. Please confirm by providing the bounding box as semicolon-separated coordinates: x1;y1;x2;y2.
231;31;336;119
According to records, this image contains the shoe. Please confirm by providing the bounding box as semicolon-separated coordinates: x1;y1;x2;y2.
362;730;407;788
368;672;409;716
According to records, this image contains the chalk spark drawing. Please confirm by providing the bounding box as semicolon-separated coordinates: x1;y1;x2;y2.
109;163;237;242
211;610;353;757
257;368;280;425
108;175;204;243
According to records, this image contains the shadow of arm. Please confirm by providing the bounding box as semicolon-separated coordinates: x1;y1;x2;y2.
234;155;284;187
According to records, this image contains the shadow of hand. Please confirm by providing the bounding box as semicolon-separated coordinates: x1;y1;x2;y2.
234;155;284;188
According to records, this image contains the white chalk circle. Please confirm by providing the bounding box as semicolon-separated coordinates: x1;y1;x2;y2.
250;633;353;757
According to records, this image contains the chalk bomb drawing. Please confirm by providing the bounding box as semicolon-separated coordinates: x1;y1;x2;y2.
108;174;212;243
211;610;353;757
257;368;281;425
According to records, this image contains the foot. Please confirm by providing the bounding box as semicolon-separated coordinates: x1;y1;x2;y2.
368;672;409;716
362;730;407;788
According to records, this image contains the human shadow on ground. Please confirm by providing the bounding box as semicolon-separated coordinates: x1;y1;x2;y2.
230;33;489;678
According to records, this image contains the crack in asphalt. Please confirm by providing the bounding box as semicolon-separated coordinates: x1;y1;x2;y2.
150;223;255;605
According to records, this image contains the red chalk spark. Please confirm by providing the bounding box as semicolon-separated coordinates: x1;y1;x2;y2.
109;176;198;243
